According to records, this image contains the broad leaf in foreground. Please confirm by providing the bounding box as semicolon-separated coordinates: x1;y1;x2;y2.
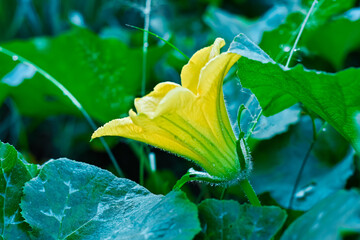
0;141;38;240
231;34;360;152
21;159;200;240
281;190;360;240
197;199;287;240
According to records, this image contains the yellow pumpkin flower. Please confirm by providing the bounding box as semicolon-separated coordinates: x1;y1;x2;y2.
92;38;241;181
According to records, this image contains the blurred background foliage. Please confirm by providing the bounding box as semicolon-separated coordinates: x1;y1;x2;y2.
0;0;360;212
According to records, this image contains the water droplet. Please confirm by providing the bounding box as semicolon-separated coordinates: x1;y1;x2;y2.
1;63;36;86
212;163;216;167
322;128;327;132
12;55;18;61
69;11;85;26
295;184;315;199
283;46;291;52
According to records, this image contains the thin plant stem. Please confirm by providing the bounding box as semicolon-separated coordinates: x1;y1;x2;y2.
129;141;151;171
138;0;152;185
288;141;315;209
0;46;124;177
240;179;261;206
288;120;328;209
126;24;190;61
286;0;321;208
139;144;145;185
245;0;318;138
141;0;151;96
245;109;263;140
220;188;227;200
285;0;318;68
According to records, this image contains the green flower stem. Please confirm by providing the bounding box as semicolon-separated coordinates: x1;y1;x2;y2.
240;179;261;207
173;168;224;190
174;169;261;207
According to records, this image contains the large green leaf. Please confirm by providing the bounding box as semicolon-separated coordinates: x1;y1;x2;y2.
250;116;355;211
0;27;164;122
21;158;200;240
281;190;360;240
197;199;287;240
0;141;38;240
231;34;360;152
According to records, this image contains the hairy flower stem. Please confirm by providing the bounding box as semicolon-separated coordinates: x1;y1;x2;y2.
240;179;261;206
173;169;261;207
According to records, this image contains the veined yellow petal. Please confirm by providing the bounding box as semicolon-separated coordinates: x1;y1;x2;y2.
134;82;180;117
149;87;239;177
155;86;196;116
129;111;235;177
92;117;142;138
197;52;241;150
181;38;225;94
209;38;225;59
130;113;237;178
92;113;207;168
198;52;240;96
92;37;243;182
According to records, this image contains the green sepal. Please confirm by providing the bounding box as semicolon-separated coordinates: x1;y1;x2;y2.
173;168;224;190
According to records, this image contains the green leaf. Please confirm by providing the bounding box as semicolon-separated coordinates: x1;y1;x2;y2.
21;158;200;240
260;0;356;65
252;106;301;140
0;141;38;240
203;5;288;43
197;199;287;240
250;116;355;211
306;12;360;70
224;79;262;137
231;34;360;152
281;190;360;240
0;27;164;122
224;79;300;140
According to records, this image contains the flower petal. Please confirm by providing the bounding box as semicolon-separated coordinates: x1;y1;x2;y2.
130;113;236;178
134;82;180;118
91;113;206;167
197;52;241;148
92;38;243;181
148;87;239;177
198;52;240;96
180;38;225;94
